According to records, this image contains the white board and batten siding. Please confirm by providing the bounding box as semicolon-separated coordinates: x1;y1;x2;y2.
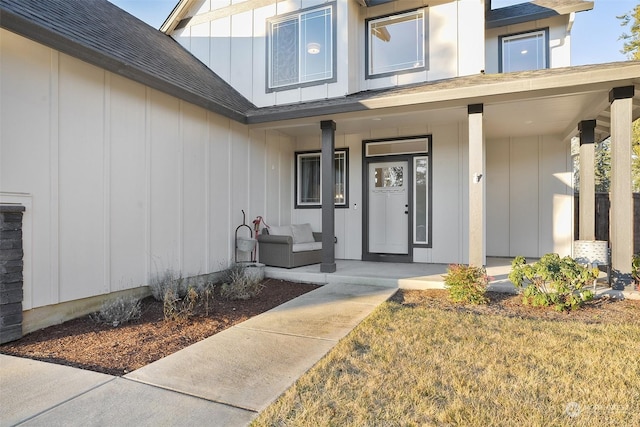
486;136;573;259
484;14;572;75
0;29;294;310
172;0;485;107
292;124;573;264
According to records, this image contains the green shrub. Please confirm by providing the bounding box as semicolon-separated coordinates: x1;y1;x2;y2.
220;264;264;300
508;254;596;311
91;296;141;327
443;264;490;305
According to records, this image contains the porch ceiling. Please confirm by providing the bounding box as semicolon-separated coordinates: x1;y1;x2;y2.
248;62;640;142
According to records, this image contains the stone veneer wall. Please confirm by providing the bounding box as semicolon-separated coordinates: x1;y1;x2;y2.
0;204;25;344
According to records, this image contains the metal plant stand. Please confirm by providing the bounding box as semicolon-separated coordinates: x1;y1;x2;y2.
235;210;256;263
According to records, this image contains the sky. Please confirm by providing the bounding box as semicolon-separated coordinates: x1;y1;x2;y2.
109;0;638;65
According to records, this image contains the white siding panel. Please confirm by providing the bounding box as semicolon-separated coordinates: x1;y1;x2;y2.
428;2;458;81
509;137;540;257
109;75;147;290
301;84;328;102
58;55;106;301
252;5;276;107
249;129;267;237
210;17;232;83
149;91;181;273
0;31;54;307
539;136;572;256
486;138;510;256
208;113;232;267
191;21;211;67
457;0;484;76
430;124;463;264
230;122;251;261
343;133;362;260
182;103;209;275
230;11;254;101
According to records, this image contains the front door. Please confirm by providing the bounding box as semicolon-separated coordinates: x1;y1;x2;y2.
367;160;409;255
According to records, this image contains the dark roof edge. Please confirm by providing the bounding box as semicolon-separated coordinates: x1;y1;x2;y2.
247;61;640;125
0;8;248;124
486;10;557;29
246;102;369;125
486;1;594;30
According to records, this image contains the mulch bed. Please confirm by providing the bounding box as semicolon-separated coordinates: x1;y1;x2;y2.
3;283;639;377
1;279;320;376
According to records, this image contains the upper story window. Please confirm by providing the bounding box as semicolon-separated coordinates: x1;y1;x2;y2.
499;29;548;73
366;9;426;79
267;4;335;91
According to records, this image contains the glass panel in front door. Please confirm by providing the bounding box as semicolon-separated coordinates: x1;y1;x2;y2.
368;161;409;254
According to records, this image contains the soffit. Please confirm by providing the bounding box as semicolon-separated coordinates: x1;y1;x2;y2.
248;62;640;141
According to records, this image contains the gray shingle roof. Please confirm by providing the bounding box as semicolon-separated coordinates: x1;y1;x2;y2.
486;0;593;29
0;0;255;123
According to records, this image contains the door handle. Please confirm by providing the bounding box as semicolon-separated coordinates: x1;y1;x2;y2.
404;210;409;214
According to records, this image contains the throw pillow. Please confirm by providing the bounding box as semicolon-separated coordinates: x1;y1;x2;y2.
268;225;292;237
291;223;315;244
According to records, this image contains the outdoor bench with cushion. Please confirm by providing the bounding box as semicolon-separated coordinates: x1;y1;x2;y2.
257;223;322;268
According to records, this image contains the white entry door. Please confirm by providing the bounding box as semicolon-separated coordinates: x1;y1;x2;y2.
368;161;409;254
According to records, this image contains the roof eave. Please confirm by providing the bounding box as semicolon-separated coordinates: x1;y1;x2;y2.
486;0;593;29
160;0;195;33
246;62;640;125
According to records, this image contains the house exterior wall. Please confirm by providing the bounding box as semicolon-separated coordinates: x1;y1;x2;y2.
484;14;571;74
289;123;572;264
0;29;294;313
171;0;484;107
486;135;573;258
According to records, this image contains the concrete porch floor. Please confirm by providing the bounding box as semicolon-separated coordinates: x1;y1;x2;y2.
265;257;516;293
264;257;640;299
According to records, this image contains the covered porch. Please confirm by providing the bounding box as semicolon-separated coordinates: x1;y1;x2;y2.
248;61;640;289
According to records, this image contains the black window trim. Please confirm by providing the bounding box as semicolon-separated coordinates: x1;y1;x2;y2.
365;7;429;80
294;148;349;209
265;2;338;93
498;27;550;73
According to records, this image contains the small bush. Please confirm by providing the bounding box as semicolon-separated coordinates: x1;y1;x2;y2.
150;269;185;301
443;264;490;304
632;253;640;291
92;296;142;327
220;264;264;300
509;254;596;311
163;287;199;321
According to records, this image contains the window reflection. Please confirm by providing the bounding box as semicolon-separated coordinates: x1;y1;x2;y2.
375;166;404;188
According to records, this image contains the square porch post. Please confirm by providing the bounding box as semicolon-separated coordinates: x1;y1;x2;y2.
320;120;336;273
609;86;634;287
468;104;486;267
578;119;596;240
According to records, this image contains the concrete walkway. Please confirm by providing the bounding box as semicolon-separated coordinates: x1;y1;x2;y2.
0;283;396;427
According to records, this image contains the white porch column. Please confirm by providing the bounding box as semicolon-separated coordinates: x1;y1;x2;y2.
468;104;486;267
578;120;596;240
320;120;336;273
609;86;634;287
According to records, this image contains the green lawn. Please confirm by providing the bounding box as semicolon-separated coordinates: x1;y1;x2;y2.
253;291;640;426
